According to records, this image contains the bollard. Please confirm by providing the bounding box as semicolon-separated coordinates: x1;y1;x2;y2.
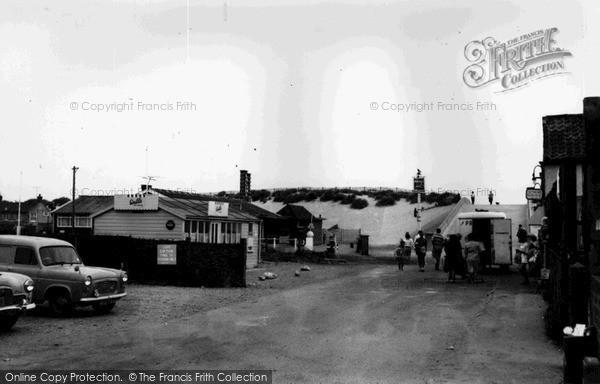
583;357;600;384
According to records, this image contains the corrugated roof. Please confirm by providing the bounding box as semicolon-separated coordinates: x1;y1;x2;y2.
542;114;586;162
154;188;281;220
52;195;113;215
52;193;259;221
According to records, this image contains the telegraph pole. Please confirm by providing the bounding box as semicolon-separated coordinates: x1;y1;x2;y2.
16;171;22;235
72;166;78;230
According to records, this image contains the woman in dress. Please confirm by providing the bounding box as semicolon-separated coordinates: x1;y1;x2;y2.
463;234;482;283
402;232;414;265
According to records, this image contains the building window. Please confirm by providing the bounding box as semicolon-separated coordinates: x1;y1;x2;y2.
57;216;91;228
248;223;254;236
57;216;72;227
75;217;91;228
29;212;37;223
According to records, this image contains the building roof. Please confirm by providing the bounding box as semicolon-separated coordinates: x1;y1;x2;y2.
154;188;282;220
1;199;48;214
542;114;586;162
53;195;114;215
277;204;324;221
52;192;260;222
159;195;259;221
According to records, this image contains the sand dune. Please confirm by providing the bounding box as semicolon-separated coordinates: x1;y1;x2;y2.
254;196;456;246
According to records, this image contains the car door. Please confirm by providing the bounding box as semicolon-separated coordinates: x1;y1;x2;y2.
0;245;15;273
11;246;42;301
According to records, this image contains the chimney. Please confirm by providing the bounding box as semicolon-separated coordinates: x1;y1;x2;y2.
141;184;152;192
37;194;42;203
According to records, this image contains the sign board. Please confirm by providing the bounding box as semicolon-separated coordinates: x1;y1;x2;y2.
157;244;176;265
413;177;425;193
526;187;543;201
208;201;229;217
114;193;159;210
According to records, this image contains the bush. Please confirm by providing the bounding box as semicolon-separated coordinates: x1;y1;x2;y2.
306;192;319;201
375;195;396;207
341;194;356;205
332;193;346;202
320;190;335;202
251;189;271;202
350;198;368;209
283;193;304;204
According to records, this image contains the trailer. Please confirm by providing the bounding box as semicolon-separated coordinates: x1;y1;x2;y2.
454;212;513;270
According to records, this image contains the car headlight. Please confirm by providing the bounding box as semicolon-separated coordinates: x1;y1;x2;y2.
24;279;34;292
85;276;92;286
122;272;128;283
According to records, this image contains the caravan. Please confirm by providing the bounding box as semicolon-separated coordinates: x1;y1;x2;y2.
454;212;513;270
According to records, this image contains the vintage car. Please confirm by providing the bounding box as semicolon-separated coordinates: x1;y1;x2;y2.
0;235;127;315
0;271;35;330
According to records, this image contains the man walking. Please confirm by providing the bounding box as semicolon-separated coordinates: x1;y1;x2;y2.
415;230;428;272
431;228;445;271
470;191;475;204
516;224;527;245
488;190;494;205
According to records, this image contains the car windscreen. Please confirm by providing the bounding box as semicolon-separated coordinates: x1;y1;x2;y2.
39;246;82;266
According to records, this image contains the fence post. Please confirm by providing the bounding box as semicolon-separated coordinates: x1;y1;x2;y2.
240;238;247;287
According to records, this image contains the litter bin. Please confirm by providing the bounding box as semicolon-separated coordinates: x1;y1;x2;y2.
564;327;598;384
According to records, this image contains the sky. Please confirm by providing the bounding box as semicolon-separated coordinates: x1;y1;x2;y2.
1;0;599;203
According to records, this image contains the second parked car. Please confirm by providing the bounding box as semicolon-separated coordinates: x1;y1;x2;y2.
0;235;127;315
0;271;35;330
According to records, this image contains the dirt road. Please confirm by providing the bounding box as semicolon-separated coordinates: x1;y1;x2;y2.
1;261;561;383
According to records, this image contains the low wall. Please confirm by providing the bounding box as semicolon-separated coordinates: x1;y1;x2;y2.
54;235;247;288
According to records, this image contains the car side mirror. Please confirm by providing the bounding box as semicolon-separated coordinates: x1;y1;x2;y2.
74;266;80;272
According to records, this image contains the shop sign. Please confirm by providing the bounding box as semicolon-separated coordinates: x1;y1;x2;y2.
526;187;543;201
208;201;229;217
157;244;176;265
114;193;159;210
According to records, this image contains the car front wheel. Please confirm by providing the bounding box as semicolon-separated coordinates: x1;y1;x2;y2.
92;302;115;315
0;314;20;331
49;294;73;316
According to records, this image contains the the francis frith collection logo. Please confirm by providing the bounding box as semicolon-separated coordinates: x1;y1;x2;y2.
463;28;572;92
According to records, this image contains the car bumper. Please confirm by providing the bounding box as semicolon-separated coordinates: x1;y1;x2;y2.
0;303;35;313
79;292;127;303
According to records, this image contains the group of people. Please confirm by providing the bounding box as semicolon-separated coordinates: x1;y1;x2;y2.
514;223;544;285
394;228;484;283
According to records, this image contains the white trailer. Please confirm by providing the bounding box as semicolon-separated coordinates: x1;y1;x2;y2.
454;212;513;270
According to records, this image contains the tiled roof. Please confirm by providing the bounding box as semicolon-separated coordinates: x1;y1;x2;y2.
0;199;43;213
52;195;114;215
542;114;586;162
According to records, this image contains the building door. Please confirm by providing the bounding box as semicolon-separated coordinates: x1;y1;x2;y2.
210;222;220;243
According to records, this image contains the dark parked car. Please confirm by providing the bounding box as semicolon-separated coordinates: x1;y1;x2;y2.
0;271;35;330
0;235;127;315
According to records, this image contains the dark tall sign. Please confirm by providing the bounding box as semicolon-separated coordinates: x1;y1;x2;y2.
239;170;251;199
